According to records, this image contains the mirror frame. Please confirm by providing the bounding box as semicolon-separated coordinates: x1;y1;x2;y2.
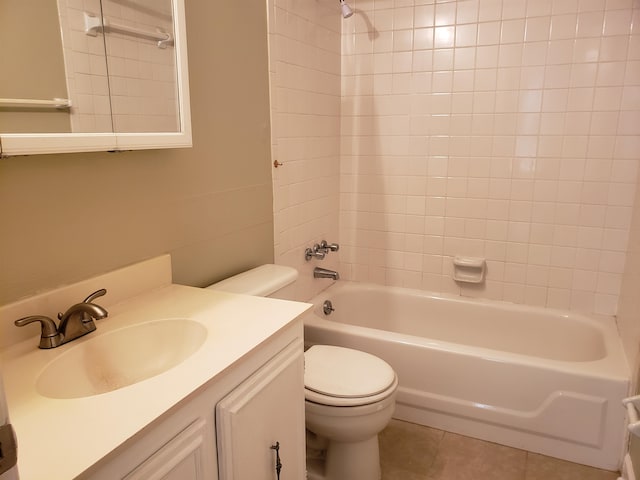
0;0;191;157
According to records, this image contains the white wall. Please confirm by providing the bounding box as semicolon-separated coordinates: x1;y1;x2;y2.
269;0;343;301
267;0;640;318
338;0;640;316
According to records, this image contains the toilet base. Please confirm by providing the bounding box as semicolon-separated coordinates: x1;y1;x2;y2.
303;361;398;480
306;459;324;480
326;436;381;480
306;435;381;480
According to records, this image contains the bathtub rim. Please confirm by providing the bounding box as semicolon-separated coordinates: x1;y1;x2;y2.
306;281;630;382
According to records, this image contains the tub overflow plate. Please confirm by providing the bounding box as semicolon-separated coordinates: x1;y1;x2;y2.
323;300;334;315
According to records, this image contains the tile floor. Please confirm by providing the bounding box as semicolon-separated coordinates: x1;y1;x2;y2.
379;420;620;480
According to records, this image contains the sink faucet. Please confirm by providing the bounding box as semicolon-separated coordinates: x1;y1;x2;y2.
57;288;108;341
14;289;108;349
313;267;340;280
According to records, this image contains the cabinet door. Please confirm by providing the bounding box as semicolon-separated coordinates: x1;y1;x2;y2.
124;418;211;480
217;339;305;480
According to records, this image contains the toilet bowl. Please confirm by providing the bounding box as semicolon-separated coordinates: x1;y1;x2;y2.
305;344;398;480
206;265;398;480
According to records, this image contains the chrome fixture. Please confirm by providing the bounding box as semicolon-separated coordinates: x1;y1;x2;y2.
339;0;354;18
320;240;340;253
323;300;335;315
305;244;327;261
305;240;340;261
314;267;340;280
14;289;108;349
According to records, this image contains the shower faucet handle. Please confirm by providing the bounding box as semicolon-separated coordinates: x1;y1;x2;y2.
305;241;339;261
305;245;327;261
320;240;339;252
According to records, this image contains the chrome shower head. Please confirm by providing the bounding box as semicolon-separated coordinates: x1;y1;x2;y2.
340;0;354;18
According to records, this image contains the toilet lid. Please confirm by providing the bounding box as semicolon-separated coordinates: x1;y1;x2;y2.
304;345;396;398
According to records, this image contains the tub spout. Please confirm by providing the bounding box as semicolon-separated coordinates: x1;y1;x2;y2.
314;267;340;280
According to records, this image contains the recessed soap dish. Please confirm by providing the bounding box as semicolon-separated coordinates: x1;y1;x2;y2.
452;256;486;284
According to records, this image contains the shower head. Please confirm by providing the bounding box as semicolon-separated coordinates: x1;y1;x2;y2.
340;0;354;18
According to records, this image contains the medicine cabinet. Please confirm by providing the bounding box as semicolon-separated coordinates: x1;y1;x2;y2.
0;0;191;156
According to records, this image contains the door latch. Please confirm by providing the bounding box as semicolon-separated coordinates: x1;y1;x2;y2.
0;423;17;475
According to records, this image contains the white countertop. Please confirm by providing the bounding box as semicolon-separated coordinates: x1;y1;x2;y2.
1;284;310;480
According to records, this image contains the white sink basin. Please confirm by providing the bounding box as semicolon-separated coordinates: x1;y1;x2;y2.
36;319;207;399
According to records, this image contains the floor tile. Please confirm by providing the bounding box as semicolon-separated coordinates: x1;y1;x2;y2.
379;419;620;480
425;432;527;480
380;419;444;479
524;453;620;480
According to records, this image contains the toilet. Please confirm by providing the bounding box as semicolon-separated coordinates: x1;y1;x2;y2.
206;264;398;480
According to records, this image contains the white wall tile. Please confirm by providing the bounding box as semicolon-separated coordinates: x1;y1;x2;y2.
333;0;640;314
269;0;342;301
269;0;639;315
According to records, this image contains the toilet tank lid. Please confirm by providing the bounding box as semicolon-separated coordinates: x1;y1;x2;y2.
206;264;298;296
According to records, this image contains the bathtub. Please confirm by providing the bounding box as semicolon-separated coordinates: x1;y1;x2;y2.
304;282;630;471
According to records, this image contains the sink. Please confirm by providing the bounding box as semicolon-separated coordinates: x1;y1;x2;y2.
36;319;207;399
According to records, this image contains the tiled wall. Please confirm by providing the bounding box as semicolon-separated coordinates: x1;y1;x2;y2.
339;0;640;315
269;0;343;300
57;0;178;133
102;0;179;133
58;0;112;132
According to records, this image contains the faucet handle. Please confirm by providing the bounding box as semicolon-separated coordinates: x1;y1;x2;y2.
305;245;327;261
57;288;108;321
320;240;339;252
83;288;107;303
14;316;63;349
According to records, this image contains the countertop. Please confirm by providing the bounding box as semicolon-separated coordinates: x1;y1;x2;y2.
1;284;310;480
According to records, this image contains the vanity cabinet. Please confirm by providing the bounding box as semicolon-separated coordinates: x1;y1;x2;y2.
82;322;304;480
123;419;210;480
217;339;305;479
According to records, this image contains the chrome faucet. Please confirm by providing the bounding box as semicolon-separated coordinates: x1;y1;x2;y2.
305;240;340;261
14;289;108;349
319;240;339;253
313;267;340;280
305;244;327;261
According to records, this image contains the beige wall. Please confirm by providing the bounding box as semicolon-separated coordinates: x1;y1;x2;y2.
618;166;640;383
618;158;640;474
0;0;274;305
0;0;70;133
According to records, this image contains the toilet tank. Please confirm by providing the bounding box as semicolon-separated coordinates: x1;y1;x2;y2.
206;264;298;298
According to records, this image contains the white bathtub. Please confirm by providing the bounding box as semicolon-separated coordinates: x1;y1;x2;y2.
304;282;630;471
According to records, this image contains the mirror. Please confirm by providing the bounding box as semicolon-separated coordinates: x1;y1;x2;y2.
0;1;72;134
0;0;191;156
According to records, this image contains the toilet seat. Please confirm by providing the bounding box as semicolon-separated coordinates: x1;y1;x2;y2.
304;345;397;407
305;377;398;407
